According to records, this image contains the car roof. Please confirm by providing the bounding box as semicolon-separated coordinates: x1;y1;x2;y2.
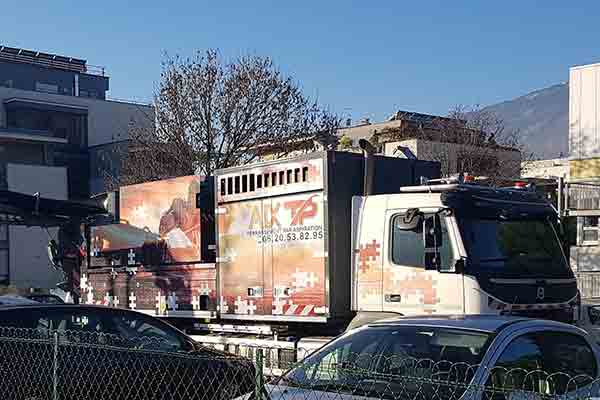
0;303;127;311
367;314;557;333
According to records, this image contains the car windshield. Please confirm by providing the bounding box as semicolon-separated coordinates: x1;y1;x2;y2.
283;325;491;400
458;218;569;275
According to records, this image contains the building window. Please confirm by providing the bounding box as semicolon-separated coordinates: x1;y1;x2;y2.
6;108;88;148
35;82;59;94
0;249;7;282
79;89;98;98
582;216;600;245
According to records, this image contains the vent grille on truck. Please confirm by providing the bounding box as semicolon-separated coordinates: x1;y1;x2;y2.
220;166;310;196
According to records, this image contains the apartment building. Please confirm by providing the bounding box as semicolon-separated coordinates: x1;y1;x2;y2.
338;111;521;179
566;62;600;298
0;45;153;289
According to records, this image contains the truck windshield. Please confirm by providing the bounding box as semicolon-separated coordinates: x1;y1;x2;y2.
458;218;569;275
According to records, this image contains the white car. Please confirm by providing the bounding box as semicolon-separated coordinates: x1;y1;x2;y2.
265;315;600;400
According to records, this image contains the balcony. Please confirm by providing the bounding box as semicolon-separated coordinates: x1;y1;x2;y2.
4;98;88;115
0;127;68;144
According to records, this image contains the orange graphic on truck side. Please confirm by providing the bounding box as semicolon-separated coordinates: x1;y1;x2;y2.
218;192;327;319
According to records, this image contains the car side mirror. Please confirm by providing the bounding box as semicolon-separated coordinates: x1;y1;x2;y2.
589;306;600;325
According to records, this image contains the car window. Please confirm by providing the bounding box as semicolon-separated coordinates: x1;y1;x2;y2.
0;310;48;330
107;312;185;351
391;214;453;270
487;331;597;399
486;334;544;400
310;341;353;381
493;334;543;371
536;331;597;377
44;309;111;334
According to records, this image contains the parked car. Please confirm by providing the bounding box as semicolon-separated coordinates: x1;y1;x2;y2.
0;304;255;400
268;315;600;400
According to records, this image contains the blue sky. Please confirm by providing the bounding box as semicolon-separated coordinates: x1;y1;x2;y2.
2;1;599;122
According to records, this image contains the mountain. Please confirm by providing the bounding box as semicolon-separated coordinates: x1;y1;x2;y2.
480;83;568;159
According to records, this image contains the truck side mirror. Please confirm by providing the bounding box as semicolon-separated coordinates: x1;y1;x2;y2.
47;239;61;269
395;208;423;231
424;252;440;270
423;215;443;248
423;215;443;270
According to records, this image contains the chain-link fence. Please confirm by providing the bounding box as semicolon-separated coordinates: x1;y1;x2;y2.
1;326;600;400
0;327;255;400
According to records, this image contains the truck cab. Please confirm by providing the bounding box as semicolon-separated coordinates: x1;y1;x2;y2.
352;179;579;324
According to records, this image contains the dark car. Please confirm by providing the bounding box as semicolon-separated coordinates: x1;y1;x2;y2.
0;304;255;400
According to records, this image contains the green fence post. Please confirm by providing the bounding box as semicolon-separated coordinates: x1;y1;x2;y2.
255;348;264;400
52;331;59;400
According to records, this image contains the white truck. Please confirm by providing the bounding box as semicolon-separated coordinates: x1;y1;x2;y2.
83;143;578;366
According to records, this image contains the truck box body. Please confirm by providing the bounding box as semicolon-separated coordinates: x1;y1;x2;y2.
214;151;439;323
84;152;438;322
85;176;217;317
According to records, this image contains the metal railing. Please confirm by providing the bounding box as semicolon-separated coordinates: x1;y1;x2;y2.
0;126;56;138
0;326;599;399
0;50;106;76
568;182;600;211
577;272;600;299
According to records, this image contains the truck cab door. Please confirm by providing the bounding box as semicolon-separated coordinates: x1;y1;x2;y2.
352;196;387;313
382;209;464;315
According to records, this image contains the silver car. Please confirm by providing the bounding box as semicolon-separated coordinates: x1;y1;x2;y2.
267;315;600;400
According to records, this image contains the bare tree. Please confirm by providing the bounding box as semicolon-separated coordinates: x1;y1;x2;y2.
113;50;339;187
381;106;533;183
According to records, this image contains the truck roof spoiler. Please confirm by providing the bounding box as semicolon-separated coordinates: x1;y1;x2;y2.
399;182;541;195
